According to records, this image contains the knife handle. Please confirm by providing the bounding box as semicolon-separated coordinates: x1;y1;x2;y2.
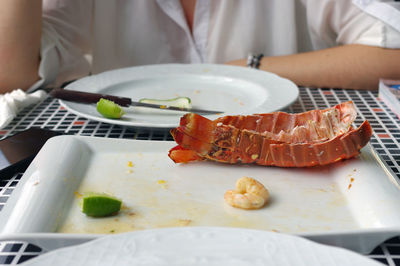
50;88;132;107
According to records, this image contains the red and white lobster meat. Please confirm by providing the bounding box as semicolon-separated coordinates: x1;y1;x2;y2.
168;101;372;167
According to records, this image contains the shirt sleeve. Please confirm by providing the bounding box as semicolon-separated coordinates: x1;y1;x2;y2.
352;0;400;48
305;0;400;50
28;0;93;91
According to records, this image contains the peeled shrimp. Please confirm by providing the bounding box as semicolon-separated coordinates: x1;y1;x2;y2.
224;177;269;210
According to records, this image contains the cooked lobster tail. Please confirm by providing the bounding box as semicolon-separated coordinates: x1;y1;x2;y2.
169;101;373;167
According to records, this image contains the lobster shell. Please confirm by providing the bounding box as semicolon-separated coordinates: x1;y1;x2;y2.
169;101;373;167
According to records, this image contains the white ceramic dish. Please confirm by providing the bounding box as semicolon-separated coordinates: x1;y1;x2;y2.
60;64;299;128
17;227;381;266
1;135;400;254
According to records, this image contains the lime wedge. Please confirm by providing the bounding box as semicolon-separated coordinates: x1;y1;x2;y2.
96;98;125;119
81;192;122;217
139;97;192;109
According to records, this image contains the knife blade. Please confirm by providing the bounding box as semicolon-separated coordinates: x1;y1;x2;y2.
50;88;222;115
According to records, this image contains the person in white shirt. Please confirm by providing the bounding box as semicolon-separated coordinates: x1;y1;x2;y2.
0;0;400;93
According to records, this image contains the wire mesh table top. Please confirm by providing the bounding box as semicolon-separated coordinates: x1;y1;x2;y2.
1;87;400;265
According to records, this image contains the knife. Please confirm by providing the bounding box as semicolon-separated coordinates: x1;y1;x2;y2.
50;88;222;115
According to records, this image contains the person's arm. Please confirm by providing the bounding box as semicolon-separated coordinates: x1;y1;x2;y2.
0;0;42;93
228;44;400;90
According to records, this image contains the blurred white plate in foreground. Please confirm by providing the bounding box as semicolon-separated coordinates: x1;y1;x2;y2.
23;227;380;266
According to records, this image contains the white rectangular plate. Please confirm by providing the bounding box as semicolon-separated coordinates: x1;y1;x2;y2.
1;135;400;254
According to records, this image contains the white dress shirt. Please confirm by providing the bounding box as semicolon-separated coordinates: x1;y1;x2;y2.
32;0;400;90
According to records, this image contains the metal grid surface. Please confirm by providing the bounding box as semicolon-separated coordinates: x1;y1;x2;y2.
1;87;400;265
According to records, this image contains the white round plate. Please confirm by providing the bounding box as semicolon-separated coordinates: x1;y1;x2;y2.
24;227;380;266
61;64;299;128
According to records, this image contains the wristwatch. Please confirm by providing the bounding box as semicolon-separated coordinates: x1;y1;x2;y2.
247;53;264;69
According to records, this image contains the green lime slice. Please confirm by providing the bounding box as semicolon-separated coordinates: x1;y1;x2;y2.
81;192;122;217
139;97;192;109
96;98;125;119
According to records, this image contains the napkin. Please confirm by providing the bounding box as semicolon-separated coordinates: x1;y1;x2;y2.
0;89;47;129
